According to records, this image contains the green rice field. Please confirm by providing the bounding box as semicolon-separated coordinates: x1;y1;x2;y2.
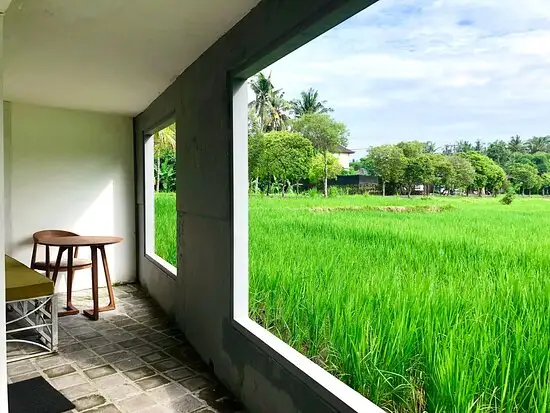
156;193;550;412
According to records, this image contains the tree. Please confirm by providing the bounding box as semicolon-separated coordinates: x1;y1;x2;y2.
249;72;274;132
460;152;506;195
290;88;333;117
261;131;314;196
350;157;376;175
541;173;550;196
249;72;291;132
402;154;435;196
396;140;426;158
455;140;474;153
486;140;511;168
526;136;549;154
309;153;342;184
474;139;486;153
531;152;550;174
509;163;540;195
292;113;349;197
248;132;265;181
368;145;407;196
424;141;438;153
448;156;475;193
508;135;525;153
431;154;456;193
153;123;176;192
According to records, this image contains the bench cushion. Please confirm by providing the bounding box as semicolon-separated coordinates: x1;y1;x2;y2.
5;255;54;301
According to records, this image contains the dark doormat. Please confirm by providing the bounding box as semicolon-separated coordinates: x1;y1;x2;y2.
8;376;75;413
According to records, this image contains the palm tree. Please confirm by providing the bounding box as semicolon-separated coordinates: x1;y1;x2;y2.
290;88;333;118
526;136;550;154
266;90;291;132
249;72;291;132
249;72;275;132
508;135;525;153
154;123;176;192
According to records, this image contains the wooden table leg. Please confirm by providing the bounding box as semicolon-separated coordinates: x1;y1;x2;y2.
54;247;79;317
83;247;99;321
83;246;116;320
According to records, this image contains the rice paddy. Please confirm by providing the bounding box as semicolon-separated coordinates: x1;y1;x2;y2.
157;193;550;412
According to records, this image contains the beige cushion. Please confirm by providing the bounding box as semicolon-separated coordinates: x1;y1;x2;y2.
34;257;92;270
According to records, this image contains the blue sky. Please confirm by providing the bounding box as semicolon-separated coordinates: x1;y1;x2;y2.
258;0;550;159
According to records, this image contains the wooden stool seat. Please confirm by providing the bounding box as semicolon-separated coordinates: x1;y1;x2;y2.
34;257;92;271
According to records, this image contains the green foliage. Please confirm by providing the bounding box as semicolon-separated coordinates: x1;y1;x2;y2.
460;151;507;194
248;72;291;132
509;163;540;194
153;193;177;266
396;140;426;158
292;113;349;196
290;88;333;117
368;145;407;195
261;131;314;195
402;153;434;196
500;186;516;205
508;135;525;153
448;155;476;192
308;153;342;183
486;140;512;166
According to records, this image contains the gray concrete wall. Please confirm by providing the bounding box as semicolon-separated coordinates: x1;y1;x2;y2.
134;1;380;412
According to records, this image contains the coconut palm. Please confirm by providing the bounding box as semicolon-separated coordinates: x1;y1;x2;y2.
249;72;275;132
290;88;333;117
526;136;550;154
266;89;291;132
508;135;525;153
154;123;176;192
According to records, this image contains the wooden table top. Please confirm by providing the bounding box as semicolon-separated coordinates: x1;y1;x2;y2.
39;235;123;247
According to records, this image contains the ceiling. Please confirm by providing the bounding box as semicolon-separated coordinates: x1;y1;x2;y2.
3;0;260;116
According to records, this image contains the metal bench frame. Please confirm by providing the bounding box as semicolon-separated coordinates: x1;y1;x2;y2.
6;293;58;363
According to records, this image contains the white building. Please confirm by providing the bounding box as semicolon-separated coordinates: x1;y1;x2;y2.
331;144;355;169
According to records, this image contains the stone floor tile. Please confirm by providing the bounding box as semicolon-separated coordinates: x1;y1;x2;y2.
84;365;117;380
92;373;133;390
135;375;170;391
117;338;146;349
93;343;123;356
61;383;99;401
180;377;215;393
100;382;142;402
83;404;122;413
164;394;205;413
34;354;67;369
165;367;195;381
123;366;156;381
102;351;134;364
64;349;97;363
141;351;169;364
43;363;76;378
7;360;36;376
84;337;113;349
130;344;158;356
151;358;182;373
73;394;107;411
117;393;156;412
147;382;189;403
50;372;88;390
112;357;146;372
9;371;42;383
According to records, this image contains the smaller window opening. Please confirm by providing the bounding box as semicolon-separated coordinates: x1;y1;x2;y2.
144;122;177;275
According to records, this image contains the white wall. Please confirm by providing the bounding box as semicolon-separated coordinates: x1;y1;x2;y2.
335;152;351;170
3;101;135;292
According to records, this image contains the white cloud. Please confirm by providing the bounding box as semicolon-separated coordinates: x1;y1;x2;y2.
257;0;550;148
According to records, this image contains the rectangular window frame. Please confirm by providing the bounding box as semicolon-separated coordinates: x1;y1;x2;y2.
230;80;381;412
144;122;177;279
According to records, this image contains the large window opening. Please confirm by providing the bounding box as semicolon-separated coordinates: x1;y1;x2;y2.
237;0;550;411
145;122;177;274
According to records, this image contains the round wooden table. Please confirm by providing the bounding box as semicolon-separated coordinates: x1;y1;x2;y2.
41;236;123;320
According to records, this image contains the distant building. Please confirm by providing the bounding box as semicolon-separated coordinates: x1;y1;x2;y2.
331;144;355;169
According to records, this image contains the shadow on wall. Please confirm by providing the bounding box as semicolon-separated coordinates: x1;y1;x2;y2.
4;101;136;292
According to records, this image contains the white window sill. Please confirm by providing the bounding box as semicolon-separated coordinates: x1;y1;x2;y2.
233;316;382;413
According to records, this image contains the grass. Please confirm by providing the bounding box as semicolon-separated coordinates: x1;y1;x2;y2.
154;192;177;266
156;192;550;412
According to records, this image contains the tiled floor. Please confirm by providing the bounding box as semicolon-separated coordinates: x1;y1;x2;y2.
7;284;245;413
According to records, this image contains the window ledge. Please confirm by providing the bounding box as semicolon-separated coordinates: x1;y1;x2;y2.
145;253;177;280
233;317;382;413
